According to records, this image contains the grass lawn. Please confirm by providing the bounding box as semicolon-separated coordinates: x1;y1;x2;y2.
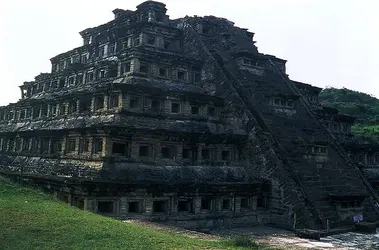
0;180;276;250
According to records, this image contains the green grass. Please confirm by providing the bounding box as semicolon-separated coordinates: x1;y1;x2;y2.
0;181;275;250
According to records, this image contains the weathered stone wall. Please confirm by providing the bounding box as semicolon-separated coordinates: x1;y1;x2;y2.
175;17;318;228
48;185;271;230
176;15;379;227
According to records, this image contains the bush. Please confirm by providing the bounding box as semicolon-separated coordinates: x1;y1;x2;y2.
229;235;259;249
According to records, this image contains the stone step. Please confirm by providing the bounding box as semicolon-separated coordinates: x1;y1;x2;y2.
355;222;377;234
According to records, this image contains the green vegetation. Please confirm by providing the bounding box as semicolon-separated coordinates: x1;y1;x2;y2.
0;181;275;250
350;124;379;143
319;87;379;142
229;236;260;248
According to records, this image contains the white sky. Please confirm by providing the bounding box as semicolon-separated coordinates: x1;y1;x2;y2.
0;0;378;106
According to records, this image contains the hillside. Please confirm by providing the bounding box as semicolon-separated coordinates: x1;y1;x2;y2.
319;87;379;143
0;180;275;250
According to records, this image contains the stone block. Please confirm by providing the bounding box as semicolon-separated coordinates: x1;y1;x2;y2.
354;222;377;234
295;229;321;241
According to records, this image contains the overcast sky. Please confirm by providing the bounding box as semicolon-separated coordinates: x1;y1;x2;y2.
0;0;378;106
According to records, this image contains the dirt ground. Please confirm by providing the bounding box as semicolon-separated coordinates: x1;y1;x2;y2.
124;220;378;250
